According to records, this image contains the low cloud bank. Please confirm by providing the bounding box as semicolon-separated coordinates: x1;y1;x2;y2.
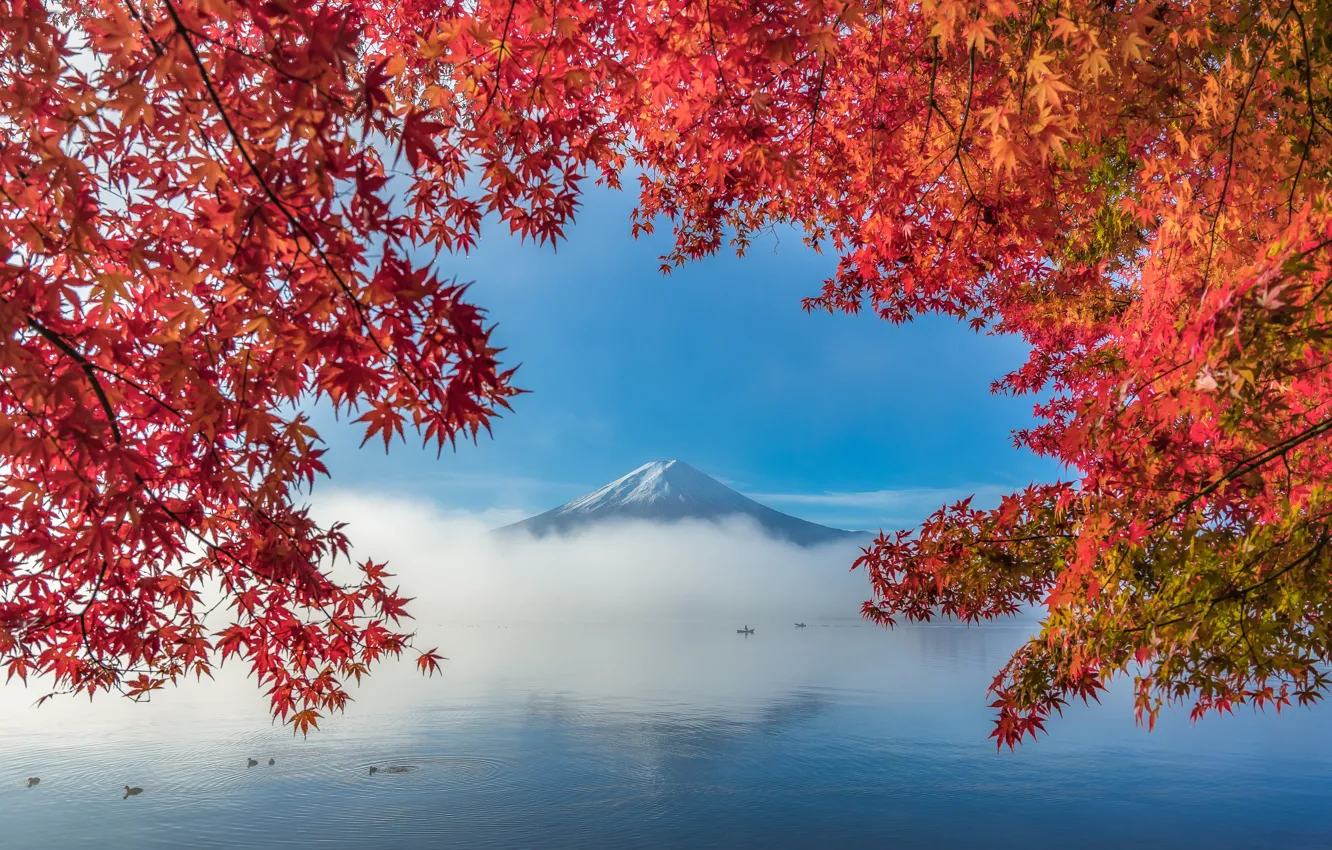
312;490;875;625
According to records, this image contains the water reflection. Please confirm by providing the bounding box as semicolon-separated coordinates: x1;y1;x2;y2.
2;620;1330;849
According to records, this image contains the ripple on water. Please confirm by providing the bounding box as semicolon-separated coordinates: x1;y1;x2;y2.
361;753;512;786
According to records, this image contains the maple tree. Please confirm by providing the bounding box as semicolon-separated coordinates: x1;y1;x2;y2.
4;0;1331;744
0;0;515;732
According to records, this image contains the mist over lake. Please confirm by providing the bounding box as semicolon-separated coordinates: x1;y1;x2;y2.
5;620;1331;849
4;495;1331;849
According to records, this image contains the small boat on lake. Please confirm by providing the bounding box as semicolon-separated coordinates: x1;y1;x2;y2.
737;626;754;635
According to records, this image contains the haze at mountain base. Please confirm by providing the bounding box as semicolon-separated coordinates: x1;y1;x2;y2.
311;489;874;625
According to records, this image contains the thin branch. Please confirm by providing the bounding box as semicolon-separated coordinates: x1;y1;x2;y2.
1201;2;1293;289
702;0;737;106
1156;413;1332;529
920;37;940;155
25;317;123;444
158;0;405;379
1285;2;1316;219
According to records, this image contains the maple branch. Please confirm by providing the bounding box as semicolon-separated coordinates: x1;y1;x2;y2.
866;6;887;177
807;54;830;157
1201;1;1292;289
0;376;100;501
1014;0;1043;110
1145;525;1332;637
75;558;129;688
157;0;438;410
475;0;518;123
24;317;123;444
135;462;413;661
951;46;978;200
0;377;135;693
143;488;382;664
920;37;939;156
519;0;561;118
976;532;1075;545
0;187;96;270
861;34;933;160
179;24;324;85
1285;1;1316;219
9;315;397;689
1156;412;1332;529
160;1;324;254
92;364;185;419
121;0;254;182
1235;528;1330;600
701;0;737;107
923;45;978;206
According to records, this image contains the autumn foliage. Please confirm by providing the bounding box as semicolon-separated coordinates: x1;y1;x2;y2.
4;0;1332;743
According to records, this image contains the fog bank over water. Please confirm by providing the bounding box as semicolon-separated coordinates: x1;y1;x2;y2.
311;489;878;626
0;488;1047;724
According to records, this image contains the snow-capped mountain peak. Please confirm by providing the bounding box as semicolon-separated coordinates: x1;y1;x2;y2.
494;460;870;547
559;460;751;514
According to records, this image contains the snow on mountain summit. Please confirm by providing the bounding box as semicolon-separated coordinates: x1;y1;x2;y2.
494;460;870;547
560;460;754;514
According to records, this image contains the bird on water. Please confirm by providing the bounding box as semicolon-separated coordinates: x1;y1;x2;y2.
123;785;143;800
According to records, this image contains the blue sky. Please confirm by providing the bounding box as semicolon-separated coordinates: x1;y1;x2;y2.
311;182;1060;532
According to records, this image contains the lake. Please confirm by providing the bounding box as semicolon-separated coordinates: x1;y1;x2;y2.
3;619;1331;848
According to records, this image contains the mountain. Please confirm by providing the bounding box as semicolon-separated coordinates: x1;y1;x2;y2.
493;460;872;547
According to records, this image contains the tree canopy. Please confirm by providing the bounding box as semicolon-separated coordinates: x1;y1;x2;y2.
3;0;1330;743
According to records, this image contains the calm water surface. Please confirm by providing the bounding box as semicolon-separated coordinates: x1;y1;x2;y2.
2;620;1330;848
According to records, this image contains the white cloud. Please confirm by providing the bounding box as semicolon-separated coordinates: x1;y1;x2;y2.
746;483;1018;526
